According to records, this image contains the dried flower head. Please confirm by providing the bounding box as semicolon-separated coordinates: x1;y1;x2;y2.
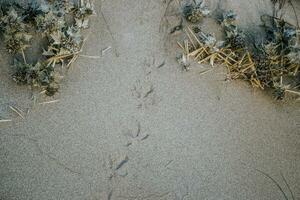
1;8;32;53
182;1;210;23
73;0;94;28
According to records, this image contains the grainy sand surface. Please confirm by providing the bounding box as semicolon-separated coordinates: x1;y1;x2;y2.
0;0;299;199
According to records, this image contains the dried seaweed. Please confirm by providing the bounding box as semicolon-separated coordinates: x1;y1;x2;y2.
0;0;94;96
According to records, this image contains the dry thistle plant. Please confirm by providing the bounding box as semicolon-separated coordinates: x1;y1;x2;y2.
182;0;210;23
0;0;94;96
176;0;300;100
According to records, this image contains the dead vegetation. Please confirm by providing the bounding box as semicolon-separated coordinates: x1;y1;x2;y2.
0;0;94;96
176;0;300;100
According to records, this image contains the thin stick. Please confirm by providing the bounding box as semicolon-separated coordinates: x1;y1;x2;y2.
185;40;189;58
101;46;112;55
252;78;264;89
9;105;25;119
187;27;202;46
52;59;56;68
285;89;300;96
189;48;201;56
241;64;255;73
79;55;101;59
47;52;79;63
199;68;213;75
0;119;12;123
194;49;206;60
219;51;238;63
217;53;234;66
39;100;60;105
184;29;196;49
21;49;27;64
177;41;185;50
198;55;212;64
67;54;79;68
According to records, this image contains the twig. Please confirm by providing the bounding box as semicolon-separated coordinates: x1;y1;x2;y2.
9;105;25;119
285;89;300;96
184;29;196;49
177;41;185;50
67;54;79;68
101;46;112;55
0;119;12;123
21;49;27;64
79;54;101;59
38;100;60;105
199;68;213;75
187;27;202;46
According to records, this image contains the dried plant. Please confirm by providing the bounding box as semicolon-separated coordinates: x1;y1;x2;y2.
0;0;94;96
221;10;246;50
176;2;300;100
73;0;94;29
182;0;210;23
0;8;32;54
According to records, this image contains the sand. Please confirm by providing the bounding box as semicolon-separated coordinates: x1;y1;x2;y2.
0;0;299;199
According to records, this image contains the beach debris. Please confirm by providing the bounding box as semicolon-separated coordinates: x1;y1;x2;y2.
176;2;300;100
0;0;94;96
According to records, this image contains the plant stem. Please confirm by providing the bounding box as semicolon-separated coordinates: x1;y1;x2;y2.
21;49;27;64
